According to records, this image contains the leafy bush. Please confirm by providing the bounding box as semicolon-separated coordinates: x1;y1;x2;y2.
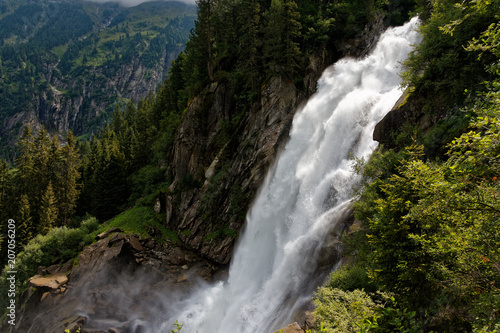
325;265;377;293
313;288;390;332
0;216;99;312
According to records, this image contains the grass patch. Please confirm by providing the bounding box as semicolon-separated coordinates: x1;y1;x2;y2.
93;206;177;242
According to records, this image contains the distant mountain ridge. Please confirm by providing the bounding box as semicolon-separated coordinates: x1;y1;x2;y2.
0;0;196;160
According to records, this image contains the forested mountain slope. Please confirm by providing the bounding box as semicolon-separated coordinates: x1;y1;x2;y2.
0;0;196;160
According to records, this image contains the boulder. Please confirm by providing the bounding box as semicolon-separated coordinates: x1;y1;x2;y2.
129;235;143;252
29;273;68;291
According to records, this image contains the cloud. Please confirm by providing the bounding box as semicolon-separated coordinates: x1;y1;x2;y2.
85;0;197;7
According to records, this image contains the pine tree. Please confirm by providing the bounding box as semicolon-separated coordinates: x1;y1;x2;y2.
91;132;128;219
0;160;14;245
283;0;302;75
31;127;52;223
17;194;33;248
48;135;62;192
263;0;286;74
198;0;214;81
183;0;213;95
263;0;302;77
15;126;35;195
237;0;262;89
58;131;80;225
39;181;58;235
0;160;11;214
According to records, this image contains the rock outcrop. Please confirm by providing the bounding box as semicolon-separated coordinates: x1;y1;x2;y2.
273;322;305;333
373;89;421;149
6;231;218;333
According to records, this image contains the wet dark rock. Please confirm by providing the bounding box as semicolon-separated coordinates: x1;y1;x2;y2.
5;232;218;333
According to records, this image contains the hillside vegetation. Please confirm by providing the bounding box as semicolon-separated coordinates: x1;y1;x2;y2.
312;0;500;331
0;0;196;160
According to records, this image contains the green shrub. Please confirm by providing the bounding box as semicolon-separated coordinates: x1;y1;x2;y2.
80;216;99;233
313;288;390;333
365;298;429;333
128;165;167;204
0;216;98;312
326;265;377;293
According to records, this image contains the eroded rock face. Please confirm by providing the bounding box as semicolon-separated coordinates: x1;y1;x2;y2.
1;49;178;155
373;89;421;149
165;75;305;265
4;232;219;333
163;13;390;266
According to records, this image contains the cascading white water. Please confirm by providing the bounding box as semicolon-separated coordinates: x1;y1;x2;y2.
160;18;420;333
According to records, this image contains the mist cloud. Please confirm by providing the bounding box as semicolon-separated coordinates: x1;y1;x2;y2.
85;0;197;7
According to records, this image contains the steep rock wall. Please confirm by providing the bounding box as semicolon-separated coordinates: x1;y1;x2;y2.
164;15;387;265
0;48;181;148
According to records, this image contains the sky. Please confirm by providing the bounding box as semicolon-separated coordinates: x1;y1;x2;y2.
85;0;197;7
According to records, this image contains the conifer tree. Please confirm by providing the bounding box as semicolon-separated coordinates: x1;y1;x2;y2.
263;0;302;77
237;0;262;90
58;131;80;225
263;0;286;74
48;135;62;193
17;194;33;248
39;181;58;235
0;160;11;214
31;127;52;223
183;0;213;95
15;126;35;195
0;160;14;243
283;0;302;74
198;0;214;81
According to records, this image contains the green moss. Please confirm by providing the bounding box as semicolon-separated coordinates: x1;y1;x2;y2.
93;206;178;242
203;227;238;241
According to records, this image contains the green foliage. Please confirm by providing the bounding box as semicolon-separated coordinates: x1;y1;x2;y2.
39;181;58;235
325;265;377;293
170;320;184;333
0;127;81;259
128;165;168;205
96;206;177;242
344;78;500;331
323;21;500;327
402;0;500;111
0;215;99;312
313;287;390;332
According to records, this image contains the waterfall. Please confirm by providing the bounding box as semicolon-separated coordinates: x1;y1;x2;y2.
159;18;420;333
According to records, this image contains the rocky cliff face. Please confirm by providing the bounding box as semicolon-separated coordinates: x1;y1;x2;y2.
2;48;180;143
163;14;387;265
165;75;305;265
5;230;217;333
0;0;196;158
